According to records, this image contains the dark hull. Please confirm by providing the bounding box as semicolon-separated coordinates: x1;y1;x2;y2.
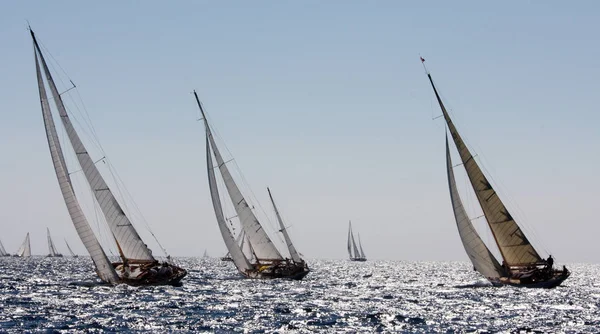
242;261;310;280
220;257;233;262
350;258;367;262
490;269;570;289
111;261;187;286
46;254;63;258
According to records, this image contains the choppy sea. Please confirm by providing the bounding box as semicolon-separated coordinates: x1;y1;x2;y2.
0;257;598;333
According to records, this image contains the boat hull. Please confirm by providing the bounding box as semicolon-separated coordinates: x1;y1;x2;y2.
242;261;310;280
490;269;570;289
350;258;367;262
111;261;187;286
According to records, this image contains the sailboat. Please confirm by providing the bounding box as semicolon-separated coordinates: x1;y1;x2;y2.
64;239;78;258
347;221;367;261
424;59;570;288
221;231;244;262
15;233;31;258
46;228;63;257
195;91;310;280
30;28;186;285
0;239;9;257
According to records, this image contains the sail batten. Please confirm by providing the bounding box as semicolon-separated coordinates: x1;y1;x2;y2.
32;31;154;263
446;135;505;278
427;73;542;266
267;188;302;263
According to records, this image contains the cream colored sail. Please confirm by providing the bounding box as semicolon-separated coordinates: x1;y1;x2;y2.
16;233;31;258
32;34;119;282
446;136;505;278
196;92;282;261
46;228;61;256
33;31;154;263
267;188;302;263
427;73;542;266
206;136;252;271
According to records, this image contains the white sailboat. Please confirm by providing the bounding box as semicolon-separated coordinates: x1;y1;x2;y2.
221;231;244;262
15;233;31;258
347;221;366;261
64;239;78;258
30;28;186;285
0;239;9;257
424;58;569;288
195;91;309;280
46;228;63;257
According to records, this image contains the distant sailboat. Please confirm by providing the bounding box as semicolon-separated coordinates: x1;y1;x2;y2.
203;249;209;259
30;28;186;285
347;221;366;261
424;59;570;288
64;239;78;258
15;233;31;258
0;239;9;257
195;91;310;280
46;228;63;257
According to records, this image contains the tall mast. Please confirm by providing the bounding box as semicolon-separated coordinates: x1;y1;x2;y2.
267;187;302;262
424;63;542;266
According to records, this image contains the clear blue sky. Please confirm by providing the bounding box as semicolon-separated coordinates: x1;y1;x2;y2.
0;1;598;263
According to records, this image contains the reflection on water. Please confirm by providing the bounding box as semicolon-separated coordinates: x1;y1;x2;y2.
0;257;598;332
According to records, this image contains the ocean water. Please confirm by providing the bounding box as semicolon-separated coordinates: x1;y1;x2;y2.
0;257;598;333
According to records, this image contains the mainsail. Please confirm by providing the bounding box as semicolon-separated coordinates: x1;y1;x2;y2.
196;91;282;261
427;72;542;266
268;188;302;263
64;239;77;257
31;29;154;264
16;233;31;258
0;239;8;256
46;228;61;257
32;30;118;283
347;221;361;259
446;136;505;278
357;233;366;259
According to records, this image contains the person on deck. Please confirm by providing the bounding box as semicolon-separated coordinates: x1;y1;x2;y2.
547;255;554;270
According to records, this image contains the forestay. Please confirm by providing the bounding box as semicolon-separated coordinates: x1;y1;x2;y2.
428;73;542;266
33;37;119;283
197;93;282;261
446;136;504;278
32;32;154;263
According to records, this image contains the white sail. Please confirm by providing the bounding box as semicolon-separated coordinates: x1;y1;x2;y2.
0;239;8;256
206;135;252;271
427;73;542;266
46;228;61;256
358;233;366;259
197;92;282;260
350;225;360;259
347;221;353;258
64;239;77;257
32;36;119;283
267;188;302;263
16;233;31;258
33;32;154;263
446;136;504;278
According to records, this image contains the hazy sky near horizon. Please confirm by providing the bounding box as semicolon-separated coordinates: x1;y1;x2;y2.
1;1;598;264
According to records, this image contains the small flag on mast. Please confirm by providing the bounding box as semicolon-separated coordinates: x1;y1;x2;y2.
420;57;425;63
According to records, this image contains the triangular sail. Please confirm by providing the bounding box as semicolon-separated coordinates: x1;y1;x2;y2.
267;188;302;263
350;226;360;259
347;221;353;258
427;72;542;266
196;92;282;261
358;233;366;259
64;239;77;257
32;32;118;283
206;135;252;271
0;239;8;256
446;136;505;278
46;228;61;256
31;30;154;263
16;233;31;258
